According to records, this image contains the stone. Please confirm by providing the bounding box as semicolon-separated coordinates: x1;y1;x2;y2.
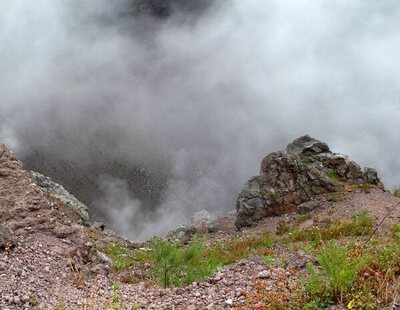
166;225;196;242
236;135;384;229
90;264;109;276
297;201;320;214
191;210;211;225
92;221;105;231
13;296;21;304
96;251;113;266
257;270;271;279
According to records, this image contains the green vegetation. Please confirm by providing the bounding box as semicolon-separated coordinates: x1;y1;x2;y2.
109;283;124;310
148;232;275;288
327;170;339;182
392;223;400;238
283;210;374;244
296;212;312;225
267;190;281;201
149;237;218;288
303;243;366;306
29;294;38;308
300;157;313;165
207;231;274;265
93;209;400;309
276;220;293;235
103;244;133;271
263;255;275;266
394;187;400;197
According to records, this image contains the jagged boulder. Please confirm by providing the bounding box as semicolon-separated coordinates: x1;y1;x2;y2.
29;171;89;223
235;135;384;229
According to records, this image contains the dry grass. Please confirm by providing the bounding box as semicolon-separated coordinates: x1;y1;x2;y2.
68;257;86;288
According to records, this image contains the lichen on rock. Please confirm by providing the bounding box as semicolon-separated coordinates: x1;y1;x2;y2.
235;135;384;229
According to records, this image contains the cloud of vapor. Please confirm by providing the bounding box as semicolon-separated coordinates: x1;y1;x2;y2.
1;0;400;239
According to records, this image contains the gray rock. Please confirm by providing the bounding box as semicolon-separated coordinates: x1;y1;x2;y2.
297;201;320;214
191;210;211;225
96;251;113;266
13;296;21;304
166;225;196;241
28;171;89;223
362;167;380;184
236;135;384;229
92;221;105;231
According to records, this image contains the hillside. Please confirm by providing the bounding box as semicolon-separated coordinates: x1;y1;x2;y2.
1;138;400;309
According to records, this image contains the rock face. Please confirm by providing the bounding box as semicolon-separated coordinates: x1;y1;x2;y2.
29;171;89;223
235;135;384;229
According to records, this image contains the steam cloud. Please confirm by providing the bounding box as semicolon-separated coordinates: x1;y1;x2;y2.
1;0;399;239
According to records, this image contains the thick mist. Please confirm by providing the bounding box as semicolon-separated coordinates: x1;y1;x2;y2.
1;1;399;239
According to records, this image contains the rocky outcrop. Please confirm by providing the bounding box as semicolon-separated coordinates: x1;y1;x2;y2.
28;171;89;224
235;135;384;229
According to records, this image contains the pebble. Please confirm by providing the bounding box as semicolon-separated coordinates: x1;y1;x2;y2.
225;298;233;305
13;296;21;304
258;270;271;279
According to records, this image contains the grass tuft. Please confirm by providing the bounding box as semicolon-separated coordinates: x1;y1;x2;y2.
103;244;133;271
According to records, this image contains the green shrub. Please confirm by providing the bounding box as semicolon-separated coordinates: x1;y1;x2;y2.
327;170;339;182
393;223;400;238
263;255;275;266
394;187;400;197
149;237;220;288
351;210;374;235
304;243;366;304
149;232;275;288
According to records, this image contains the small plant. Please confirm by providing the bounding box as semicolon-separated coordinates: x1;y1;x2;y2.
327;170;339;182
29;294;38;308
149;237;218;288
149;232;275;288
68;258;85;288
304;243;366;304
55;301;66;310
264;255;275;266
394;188;400;197
351;210;375;236
296;213;312;225
112;283;121;302
104;244;132;271
208;231;275;265
276;220;293;235
270;190;281;201
134;251;145;262
301;157;313;165
392;223;400;238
